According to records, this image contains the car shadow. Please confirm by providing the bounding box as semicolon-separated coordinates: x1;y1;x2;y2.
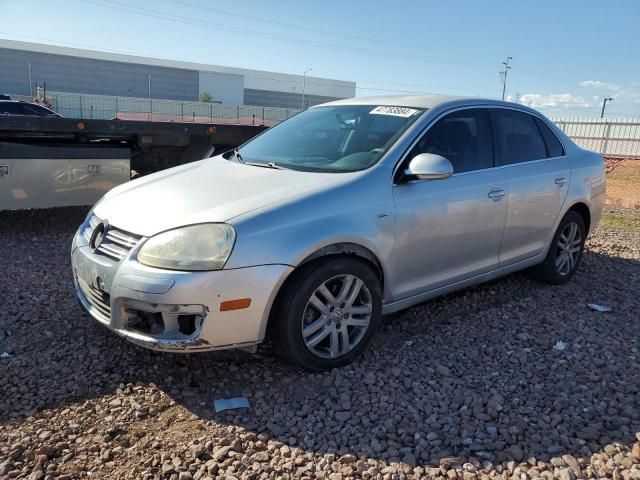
1;207;639;471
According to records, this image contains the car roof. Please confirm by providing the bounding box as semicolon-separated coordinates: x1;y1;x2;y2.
318;94;534;112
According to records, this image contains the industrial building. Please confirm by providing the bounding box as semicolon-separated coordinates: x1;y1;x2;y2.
0;39;356;109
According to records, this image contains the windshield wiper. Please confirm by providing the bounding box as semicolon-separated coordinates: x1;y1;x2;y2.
232;148;244;164
243;161;289;170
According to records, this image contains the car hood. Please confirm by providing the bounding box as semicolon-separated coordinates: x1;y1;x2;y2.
94;156;351;237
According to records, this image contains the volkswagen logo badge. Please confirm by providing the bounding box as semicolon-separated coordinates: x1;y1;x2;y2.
89;220;109;252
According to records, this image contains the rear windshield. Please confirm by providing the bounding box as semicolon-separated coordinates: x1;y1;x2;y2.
236;105;424;172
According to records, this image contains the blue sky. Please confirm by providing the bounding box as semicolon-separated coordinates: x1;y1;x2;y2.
2;0;639;117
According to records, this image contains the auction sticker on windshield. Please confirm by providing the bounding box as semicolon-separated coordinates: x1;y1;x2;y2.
370;106;419;117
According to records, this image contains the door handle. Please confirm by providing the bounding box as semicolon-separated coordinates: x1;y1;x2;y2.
488;189;506;200
555;176;567;186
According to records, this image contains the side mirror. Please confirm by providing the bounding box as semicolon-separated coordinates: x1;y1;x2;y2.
404;153;453;180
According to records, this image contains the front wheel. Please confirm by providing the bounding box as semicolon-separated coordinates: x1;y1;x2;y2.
530;210;586;284
271;257;382;371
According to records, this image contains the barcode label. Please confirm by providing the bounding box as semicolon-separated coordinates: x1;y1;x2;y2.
370;106;419;117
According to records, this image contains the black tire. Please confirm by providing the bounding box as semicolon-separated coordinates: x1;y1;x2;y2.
271;256;382;371
529;210;586;285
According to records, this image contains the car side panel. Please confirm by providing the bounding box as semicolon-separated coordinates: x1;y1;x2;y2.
498;157;570;265
225;165;398;301
389;167;508;299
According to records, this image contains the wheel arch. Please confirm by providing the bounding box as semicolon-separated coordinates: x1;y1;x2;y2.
264;242;385;339
567;201;591;234
299;242;385;285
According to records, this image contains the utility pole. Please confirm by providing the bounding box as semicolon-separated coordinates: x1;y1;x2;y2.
600;97;613;118
500;56;512;101
301;68;312;110
27;63;33;97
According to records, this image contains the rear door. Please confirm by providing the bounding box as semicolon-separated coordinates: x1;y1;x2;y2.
491;108;569;265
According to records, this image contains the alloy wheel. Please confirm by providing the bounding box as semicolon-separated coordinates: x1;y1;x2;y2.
301;274;372;359
555;222;582;276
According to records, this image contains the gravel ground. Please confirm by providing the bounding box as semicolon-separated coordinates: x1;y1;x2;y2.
1;206;639;480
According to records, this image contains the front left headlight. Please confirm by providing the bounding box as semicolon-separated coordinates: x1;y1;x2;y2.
137;223;236;271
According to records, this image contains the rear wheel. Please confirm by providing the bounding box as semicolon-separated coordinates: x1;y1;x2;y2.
530;210;586;284
271;257;382;371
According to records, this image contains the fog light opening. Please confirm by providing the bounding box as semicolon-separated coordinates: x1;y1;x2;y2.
178;314;196;335
126;309;165;335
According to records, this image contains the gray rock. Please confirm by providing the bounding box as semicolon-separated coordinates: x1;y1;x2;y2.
212;446;231;462
335;411;351;421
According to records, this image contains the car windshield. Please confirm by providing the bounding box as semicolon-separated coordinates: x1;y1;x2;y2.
235;105;424;172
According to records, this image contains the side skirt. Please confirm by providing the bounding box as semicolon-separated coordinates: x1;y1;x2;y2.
381;253;545;315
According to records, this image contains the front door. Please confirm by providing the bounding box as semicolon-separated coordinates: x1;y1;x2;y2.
388;108;508;300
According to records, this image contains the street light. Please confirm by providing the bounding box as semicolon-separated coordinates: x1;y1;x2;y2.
27;63;33;97
147;74;152;121
301;68;312;110
600;97;613;118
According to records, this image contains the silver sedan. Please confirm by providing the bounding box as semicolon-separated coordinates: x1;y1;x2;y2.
71;96;605;370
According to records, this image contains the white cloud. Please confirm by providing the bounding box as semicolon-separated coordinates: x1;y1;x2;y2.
579;80;621;92
509;93;595;109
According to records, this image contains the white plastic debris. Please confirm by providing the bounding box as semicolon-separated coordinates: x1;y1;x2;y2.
587;303;612;312
214;396;250;413
553;341;567;351
404;340;414;347
1;352;12;358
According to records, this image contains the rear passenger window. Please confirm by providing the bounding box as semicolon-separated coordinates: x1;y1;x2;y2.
493;109;547;164
410;108;494;173
534;117;565;157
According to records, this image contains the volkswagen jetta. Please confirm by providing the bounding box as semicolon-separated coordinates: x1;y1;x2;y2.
71;96;605;370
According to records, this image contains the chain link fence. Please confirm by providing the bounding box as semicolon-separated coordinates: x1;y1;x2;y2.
10;91;298;126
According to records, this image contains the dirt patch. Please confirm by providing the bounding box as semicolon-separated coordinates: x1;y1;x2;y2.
605;159;640;209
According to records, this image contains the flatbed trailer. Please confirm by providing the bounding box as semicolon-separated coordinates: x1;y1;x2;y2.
0;116;267;210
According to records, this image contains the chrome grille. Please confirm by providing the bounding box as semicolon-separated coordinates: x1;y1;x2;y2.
83;215;141;261
77;277;111;322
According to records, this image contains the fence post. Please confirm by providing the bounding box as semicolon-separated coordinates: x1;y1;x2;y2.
210;103;213;121
192;111;195;122
115;97;119;119
602;122;612;157
90;105;93;119
79;95;83;118
237;106;240;124
252;114;255;125
181;102;184;122
262;107;265;122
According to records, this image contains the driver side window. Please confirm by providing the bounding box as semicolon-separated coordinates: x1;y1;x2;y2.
410;108;494;173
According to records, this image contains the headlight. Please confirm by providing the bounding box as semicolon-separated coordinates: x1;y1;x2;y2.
137;224;236;271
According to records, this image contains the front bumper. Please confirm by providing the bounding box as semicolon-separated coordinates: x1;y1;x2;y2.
71;226;292;352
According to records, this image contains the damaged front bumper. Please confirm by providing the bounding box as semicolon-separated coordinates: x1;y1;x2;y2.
70;227;292;352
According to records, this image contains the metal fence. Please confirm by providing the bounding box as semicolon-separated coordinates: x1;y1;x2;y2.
7;92;640;158
551;117;640;159
10;91;298;126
